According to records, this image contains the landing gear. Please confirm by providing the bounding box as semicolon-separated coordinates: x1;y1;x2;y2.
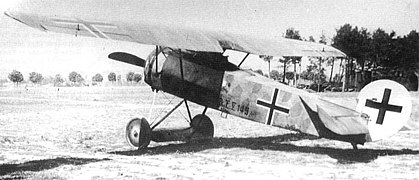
190;114;214;140
147;114;214;143
351;142;358;150
126;118;152;149
125;99;214;149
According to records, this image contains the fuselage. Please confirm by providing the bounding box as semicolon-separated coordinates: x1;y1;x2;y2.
144;48;322;136
142;48;370;145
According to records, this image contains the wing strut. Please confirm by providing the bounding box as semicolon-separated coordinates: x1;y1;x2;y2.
177;49;193;122
238;53;250;68
155;46;159;73
202;107;208;115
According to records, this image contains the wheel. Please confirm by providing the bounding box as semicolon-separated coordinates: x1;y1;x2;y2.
190;114;214;139
125;118;151;148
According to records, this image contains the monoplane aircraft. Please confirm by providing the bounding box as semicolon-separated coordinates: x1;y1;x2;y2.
4;0;412;150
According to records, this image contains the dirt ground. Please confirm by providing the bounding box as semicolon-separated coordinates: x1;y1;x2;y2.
1;86;418;179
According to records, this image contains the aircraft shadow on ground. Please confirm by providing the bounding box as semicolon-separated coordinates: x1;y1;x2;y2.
0;157;110;178
110;133;419;164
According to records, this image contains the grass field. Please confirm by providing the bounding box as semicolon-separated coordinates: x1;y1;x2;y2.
1;86;418;179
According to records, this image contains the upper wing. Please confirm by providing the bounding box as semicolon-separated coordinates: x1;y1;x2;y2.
5;0;346;58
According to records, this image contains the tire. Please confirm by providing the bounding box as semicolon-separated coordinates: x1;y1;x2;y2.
190;114;214;139
125;118;151;148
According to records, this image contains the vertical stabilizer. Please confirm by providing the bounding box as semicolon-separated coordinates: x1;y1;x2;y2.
356;80;412;141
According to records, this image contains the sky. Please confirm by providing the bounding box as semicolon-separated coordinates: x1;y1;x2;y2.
0;0;418;80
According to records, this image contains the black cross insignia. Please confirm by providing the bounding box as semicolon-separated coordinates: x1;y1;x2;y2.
365;88;402;125
257;88;289;125
52;18;115;39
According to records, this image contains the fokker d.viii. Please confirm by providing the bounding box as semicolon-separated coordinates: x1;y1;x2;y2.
5;0;413;150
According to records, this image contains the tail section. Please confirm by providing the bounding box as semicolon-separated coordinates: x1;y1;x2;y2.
356;80;412;142
299;95;369;136
299;97;368;145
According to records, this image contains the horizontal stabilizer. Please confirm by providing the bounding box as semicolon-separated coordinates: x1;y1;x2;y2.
317;105;369;135
299;96;369;144
299;96;369;135
108;52;145;67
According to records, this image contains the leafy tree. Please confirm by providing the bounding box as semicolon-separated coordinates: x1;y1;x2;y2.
333;24;356;57
126;72;135;83
301;58;327;84
253;69;264;76
108;72;116;82
404;31;419;89
386;30;419;90
333;24;371;61
8;70;24;86
259;55;273;77
285;27;302;40
53;74;64;87
333;24;372;89
269;70;281;80
68;71;84;84
133;73;142;83
92;73;103;82
281;56;301;84
279;57;290;83
371;28;395;69
283;28;303;84
300;70;315;81
285;72;294;84
332;25;418;90
319;33;327;44
116;74;122;82
308;36;316;42
29;72;43;84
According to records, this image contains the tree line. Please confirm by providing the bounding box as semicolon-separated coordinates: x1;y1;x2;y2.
332;24;418;91
7;70;143;87
258;25;418;91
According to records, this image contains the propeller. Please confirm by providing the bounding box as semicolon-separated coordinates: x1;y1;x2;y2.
108;52;146;67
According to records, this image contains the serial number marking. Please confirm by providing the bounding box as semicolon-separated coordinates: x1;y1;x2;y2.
220;97;249;116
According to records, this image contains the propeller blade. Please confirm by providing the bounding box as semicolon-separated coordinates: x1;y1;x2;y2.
108;52;146;67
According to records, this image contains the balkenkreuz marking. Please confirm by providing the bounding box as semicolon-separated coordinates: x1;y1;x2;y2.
257;88;289;125
365;88;402;125
52;18;116;39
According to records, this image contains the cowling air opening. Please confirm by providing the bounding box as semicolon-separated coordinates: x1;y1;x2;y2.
356;80;412;142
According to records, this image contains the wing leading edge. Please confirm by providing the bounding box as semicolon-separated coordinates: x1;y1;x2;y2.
5;0;346;58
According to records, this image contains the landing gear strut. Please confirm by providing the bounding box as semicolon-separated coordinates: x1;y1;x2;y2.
351;142;358;150
125;100;214;149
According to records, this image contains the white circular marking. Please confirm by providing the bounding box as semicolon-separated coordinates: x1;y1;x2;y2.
356;80;411;141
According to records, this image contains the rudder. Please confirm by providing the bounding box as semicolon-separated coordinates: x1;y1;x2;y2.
356;80;412;142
